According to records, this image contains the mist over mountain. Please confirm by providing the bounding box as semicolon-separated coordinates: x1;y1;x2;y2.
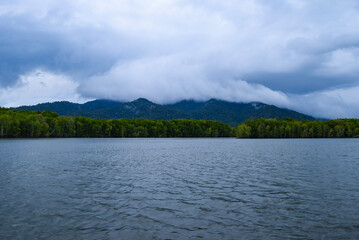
16;98;314;126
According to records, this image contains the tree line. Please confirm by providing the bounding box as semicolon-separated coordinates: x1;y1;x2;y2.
3;108;359;139
237;118;359;138
0;108;235;138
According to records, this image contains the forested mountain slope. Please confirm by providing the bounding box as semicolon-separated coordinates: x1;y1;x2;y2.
16;98;314;126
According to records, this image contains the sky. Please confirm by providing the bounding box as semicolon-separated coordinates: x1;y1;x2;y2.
1;0;359;118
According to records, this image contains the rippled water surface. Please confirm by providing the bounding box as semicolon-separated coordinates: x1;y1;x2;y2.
1;138;359;239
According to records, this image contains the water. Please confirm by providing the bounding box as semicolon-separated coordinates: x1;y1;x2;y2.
0;138;359;240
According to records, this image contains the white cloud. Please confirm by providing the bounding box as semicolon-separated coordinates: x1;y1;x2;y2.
316;48;359;76
289;85;359;119
0;70;89;107
80;55;290;106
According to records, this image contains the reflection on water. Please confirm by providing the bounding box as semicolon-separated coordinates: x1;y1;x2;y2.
0;138;359;239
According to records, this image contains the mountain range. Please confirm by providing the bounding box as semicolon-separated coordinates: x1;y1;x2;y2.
16;98;314;126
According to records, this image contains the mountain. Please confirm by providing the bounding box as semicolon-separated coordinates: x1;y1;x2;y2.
16;98;314;126
16;98;188;120
166;99;314;126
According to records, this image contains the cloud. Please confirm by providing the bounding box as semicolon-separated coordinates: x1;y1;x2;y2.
0;0;359;118
289;85;359;119
0;70;89;107
80;55;290;105
316;48;359;76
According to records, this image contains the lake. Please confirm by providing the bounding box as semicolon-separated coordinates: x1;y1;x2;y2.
0;138;359;239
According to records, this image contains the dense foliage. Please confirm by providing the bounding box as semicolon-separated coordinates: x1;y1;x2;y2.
0;108;235;138
237;118;359;138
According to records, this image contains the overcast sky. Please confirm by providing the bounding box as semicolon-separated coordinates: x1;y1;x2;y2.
1;0;359;118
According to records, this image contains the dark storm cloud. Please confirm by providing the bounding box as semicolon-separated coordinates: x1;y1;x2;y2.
1;0;359;118
0;13;141;87
246;72;359;94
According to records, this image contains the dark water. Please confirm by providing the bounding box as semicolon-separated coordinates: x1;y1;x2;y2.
0;139;359;240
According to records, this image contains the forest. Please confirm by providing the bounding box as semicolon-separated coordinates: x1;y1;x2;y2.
2;108;359;138
0;108;235;138
237;118;359;138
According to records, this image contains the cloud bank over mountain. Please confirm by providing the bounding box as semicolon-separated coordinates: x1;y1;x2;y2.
1;0;359;118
